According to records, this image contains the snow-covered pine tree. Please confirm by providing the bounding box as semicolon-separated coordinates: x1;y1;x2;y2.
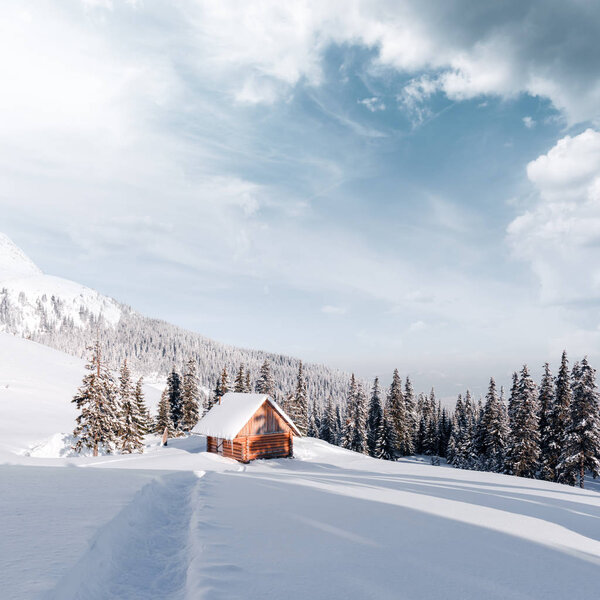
307;399;319;438
404;376;417;450
133;377;150;434
255;359;276;397
454;391;478;469
335;404;344;445
557;357;600;488
388;370;412;455
505;365;540;478
545;351;572;482
291;361;308;435
479;378;509;472
538;363;556;481
155;387;173;438
221;366;229;395
319;395;336;444
72;341;120;456
182;358;200;432
367;377;384;457
342;374;357;449
350;381;368;454
380;401;398;461
244;370;252;393
167;367;184;432
118;359;144;454
507;371;519;429
234;364;246;393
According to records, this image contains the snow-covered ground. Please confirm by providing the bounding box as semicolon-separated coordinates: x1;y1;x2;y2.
2;333;600;599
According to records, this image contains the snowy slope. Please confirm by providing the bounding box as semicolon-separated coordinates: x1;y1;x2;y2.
2;334;600;600
0;333;160;460
0;233;122;335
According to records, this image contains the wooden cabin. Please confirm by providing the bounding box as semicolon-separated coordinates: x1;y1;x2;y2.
192;393;300;462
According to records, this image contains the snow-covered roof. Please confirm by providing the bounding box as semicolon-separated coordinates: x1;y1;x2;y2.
192;393;300;440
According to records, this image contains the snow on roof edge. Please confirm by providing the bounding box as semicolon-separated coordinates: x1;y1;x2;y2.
192;392;300;440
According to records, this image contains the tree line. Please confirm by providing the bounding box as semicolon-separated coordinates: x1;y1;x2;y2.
72;342;600;488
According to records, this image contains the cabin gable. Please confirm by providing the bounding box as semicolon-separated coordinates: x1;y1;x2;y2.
236;400;291;437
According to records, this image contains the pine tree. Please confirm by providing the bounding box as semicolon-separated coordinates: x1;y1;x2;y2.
479;378;508;472
244;370;252;393
234;364;246;393
350;381;368;454
557;357;600;487
182;358;200;432
167;367;184;432
342;374;358;449
379;401;398;461
72;341;120;456
367;377;384;457
118;359;144;454
291;361;308;435
508;371;519;429
155;388;173;437
255;360;276;397
133;377;150;434
505;365;540;478
388;369;412;455
335;404;344;445
404;376;417;450
545;351;572;482
319;395;336;444
538;363;556;481
307;399;320;438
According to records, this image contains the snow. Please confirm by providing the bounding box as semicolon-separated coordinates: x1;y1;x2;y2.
192;392;299;439
0;233;122;334
2;335;600;599
0;232;42;281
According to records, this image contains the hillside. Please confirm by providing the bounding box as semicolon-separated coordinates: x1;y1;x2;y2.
0;233;349;403
2;334;600;599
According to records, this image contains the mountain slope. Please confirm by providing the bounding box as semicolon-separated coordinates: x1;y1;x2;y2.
0;233;349;402
2;326;600;600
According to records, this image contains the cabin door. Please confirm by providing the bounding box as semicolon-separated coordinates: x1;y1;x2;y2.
216;439;224;455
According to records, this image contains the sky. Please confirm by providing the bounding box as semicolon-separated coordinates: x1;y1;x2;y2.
2;0;600;398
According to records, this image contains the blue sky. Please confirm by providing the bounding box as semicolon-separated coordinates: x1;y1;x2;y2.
2;1;600;398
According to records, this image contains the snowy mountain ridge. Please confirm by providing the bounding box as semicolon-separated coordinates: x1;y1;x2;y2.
0;234;349;401
0;234;122;336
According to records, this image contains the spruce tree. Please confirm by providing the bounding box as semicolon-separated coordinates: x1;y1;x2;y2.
155;388;173;437
404;376;417;450
291;361;308;435
342;374;358;449
350;381;368;454
234;364;246;393
134;377;150;434
557;357;600;487
244;370;252;393
546;351;572;482
182;358;200;432
307;400;318;438
167;367;184;432
479;378;508;472
367;377;384;457
380;402;398;461
538;363;556;480
118;359;144;454
388;369;412;455
505;365;540;478
255;360;276;397
335;404;344;445
319;395;336;444
72;341;120;456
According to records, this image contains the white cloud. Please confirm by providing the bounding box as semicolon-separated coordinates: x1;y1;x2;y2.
358;97;385;112
523;116;535;129
508;129;600;303
189;0;600;124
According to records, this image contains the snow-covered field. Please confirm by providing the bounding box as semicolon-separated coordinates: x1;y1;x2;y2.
2;333;600;600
